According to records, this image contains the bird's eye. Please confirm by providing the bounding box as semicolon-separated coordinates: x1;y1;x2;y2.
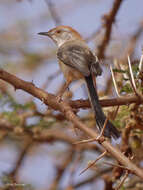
56;30;61;34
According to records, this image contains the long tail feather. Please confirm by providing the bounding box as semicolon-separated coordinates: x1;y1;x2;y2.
85;74;120;139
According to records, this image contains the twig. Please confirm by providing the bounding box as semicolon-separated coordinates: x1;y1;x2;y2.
9;140;32;180
45;0;61;25
121;21;143;61
112;105;120;120
0;120;100;152
74;167;112;188
74;117;108;145
122;123;133;150
48;149;74;190
79;151;107;175
97;0;123;59
68;150;82;186
115;170;129;190
103;161;130;171
73;138;96;145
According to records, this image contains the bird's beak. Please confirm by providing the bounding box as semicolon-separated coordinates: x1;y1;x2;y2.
38;31;51;37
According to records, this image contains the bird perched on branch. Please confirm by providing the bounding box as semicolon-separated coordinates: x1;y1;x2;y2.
38;25;120;139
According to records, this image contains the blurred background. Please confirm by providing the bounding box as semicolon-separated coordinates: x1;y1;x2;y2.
0;0;143;190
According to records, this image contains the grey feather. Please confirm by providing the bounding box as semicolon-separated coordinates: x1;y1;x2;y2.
57;40;102;77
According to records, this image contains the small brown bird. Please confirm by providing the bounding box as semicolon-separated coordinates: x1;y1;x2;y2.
38;25;120;139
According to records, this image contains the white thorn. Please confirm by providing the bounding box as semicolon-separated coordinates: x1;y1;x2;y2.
128;55;137;90
95;55;99;62
110;64;120;97
138;54;143;74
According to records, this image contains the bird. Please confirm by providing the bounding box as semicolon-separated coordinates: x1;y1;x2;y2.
38;25;120;139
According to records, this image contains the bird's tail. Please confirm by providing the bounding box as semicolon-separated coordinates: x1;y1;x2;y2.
85;74;120;139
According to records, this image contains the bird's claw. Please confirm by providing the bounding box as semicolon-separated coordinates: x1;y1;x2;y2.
56;94;63;103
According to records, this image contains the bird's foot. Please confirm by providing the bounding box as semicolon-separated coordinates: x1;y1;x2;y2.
56;93;63;103
95;134;105;144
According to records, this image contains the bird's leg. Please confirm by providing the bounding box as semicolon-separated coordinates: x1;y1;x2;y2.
56;80;71;102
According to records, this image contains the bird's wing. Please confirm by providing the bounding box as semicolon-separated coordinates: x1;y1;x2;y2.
57;41;92;77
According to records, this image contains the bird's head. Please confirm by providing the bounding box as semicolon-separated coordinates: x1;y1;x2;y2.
38;25;83;47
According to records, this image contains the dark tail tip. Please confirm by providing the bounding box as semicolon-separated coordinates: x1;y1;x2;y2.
104;120;120;139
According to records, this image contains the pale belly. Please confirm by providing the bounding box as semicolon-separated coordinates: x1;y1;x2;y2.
59;61;83;83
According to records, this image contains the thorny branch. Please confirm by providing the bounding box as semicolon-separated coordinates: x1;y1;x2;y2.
1;1;143;189
74;167;112;188
97;0;123;59
121;21;143;61
0;69;143;180
69;95;143;109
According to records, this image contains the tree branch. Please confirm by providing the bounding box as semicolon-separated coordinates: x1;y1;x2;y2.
0;69;143;180
98;0;123;59
69;95;143;109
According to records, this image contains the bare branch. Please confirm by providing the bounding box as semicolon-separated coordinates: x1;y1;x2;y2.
79;151;107;175
97;0;123;59
69;95;143;109
115;170;129;190
74;167;112;188
9;140;32;181
45;0;61;25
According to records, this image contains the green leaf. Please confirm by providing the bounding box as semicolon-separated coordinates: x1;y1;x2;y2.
113;68;127;73
112;106;129;128
2;111;21;125
120;83;133;93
